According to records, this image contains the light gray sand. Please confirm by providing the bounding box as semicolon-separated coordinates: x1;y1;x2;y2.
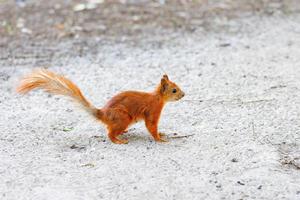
1;14;300;200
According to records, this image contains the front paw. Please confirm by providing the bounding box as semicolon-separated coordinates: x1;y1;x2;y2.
155;137;168;143
159;132;166;137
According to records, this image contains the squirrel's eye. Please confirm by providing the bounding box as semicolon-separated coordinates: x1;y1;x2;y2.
172;88;177;93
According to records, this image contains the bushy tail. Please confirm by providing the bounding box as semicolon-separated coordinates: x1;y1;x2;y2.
17;69;98;116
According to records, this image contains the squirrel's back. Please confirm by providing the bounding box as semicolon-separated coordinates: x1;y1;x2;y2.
103;91;163;121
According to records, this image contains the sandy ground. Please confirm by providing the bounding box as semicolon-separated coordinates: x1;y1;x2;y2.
1;1;300;200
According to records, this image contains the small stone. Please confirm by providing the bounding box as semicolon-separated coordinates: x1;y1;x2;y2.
257;185;262;190
219;43;231;47
237;181;245;185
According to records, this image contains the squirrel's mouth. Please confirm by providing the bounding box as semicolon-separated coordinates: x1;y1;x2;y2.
175;94;185;101
178;92;185;100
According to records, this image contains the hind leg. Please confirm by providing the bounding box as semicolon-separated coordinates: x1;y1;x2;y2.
108;126;128;144
105;108;131;144
108;130;129;144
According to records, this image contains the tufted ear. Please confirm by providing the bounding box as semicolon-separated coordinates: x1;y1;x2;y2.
160;76;168;93
162;74;169;80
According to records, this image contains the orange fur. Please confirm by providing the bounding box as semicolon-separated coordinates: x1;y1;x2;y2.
17;70;185;144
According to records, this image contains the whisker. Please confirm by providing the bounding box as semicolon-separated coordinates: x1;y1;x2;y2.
182;99;204;102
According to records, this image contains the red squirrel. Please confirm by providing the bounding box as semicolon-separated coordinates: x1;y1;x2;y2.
17;69;185;144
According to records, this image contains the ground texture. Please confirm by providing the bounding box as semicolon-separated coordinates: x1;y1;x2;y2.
1;0;300;200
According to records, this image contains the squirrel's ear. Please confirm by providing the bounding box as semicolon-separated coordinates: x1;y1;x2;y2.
162;74;169;80
160;77;168;93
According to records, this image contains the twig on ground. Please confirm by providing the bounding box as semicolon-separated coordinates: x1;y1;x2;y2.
181;99;204;104
270;85;287;89
169;134;195;139
240;99;274;104
182;98;274;105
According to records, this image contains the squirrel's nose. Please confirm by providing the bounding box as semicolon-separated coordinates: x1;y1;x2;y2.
182;92;185;97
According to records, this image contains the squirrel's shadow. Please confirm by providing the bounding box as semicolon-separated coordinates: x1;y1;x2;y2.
122;134;152;143
68;130;188;150
94;133;151;143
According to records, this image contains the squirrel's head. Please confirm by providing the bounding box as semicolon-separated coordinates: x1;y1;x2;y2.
158;74;185;102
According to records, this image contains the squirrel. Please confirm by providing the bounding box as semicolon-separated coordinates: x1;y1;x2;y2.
17;69;185;144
